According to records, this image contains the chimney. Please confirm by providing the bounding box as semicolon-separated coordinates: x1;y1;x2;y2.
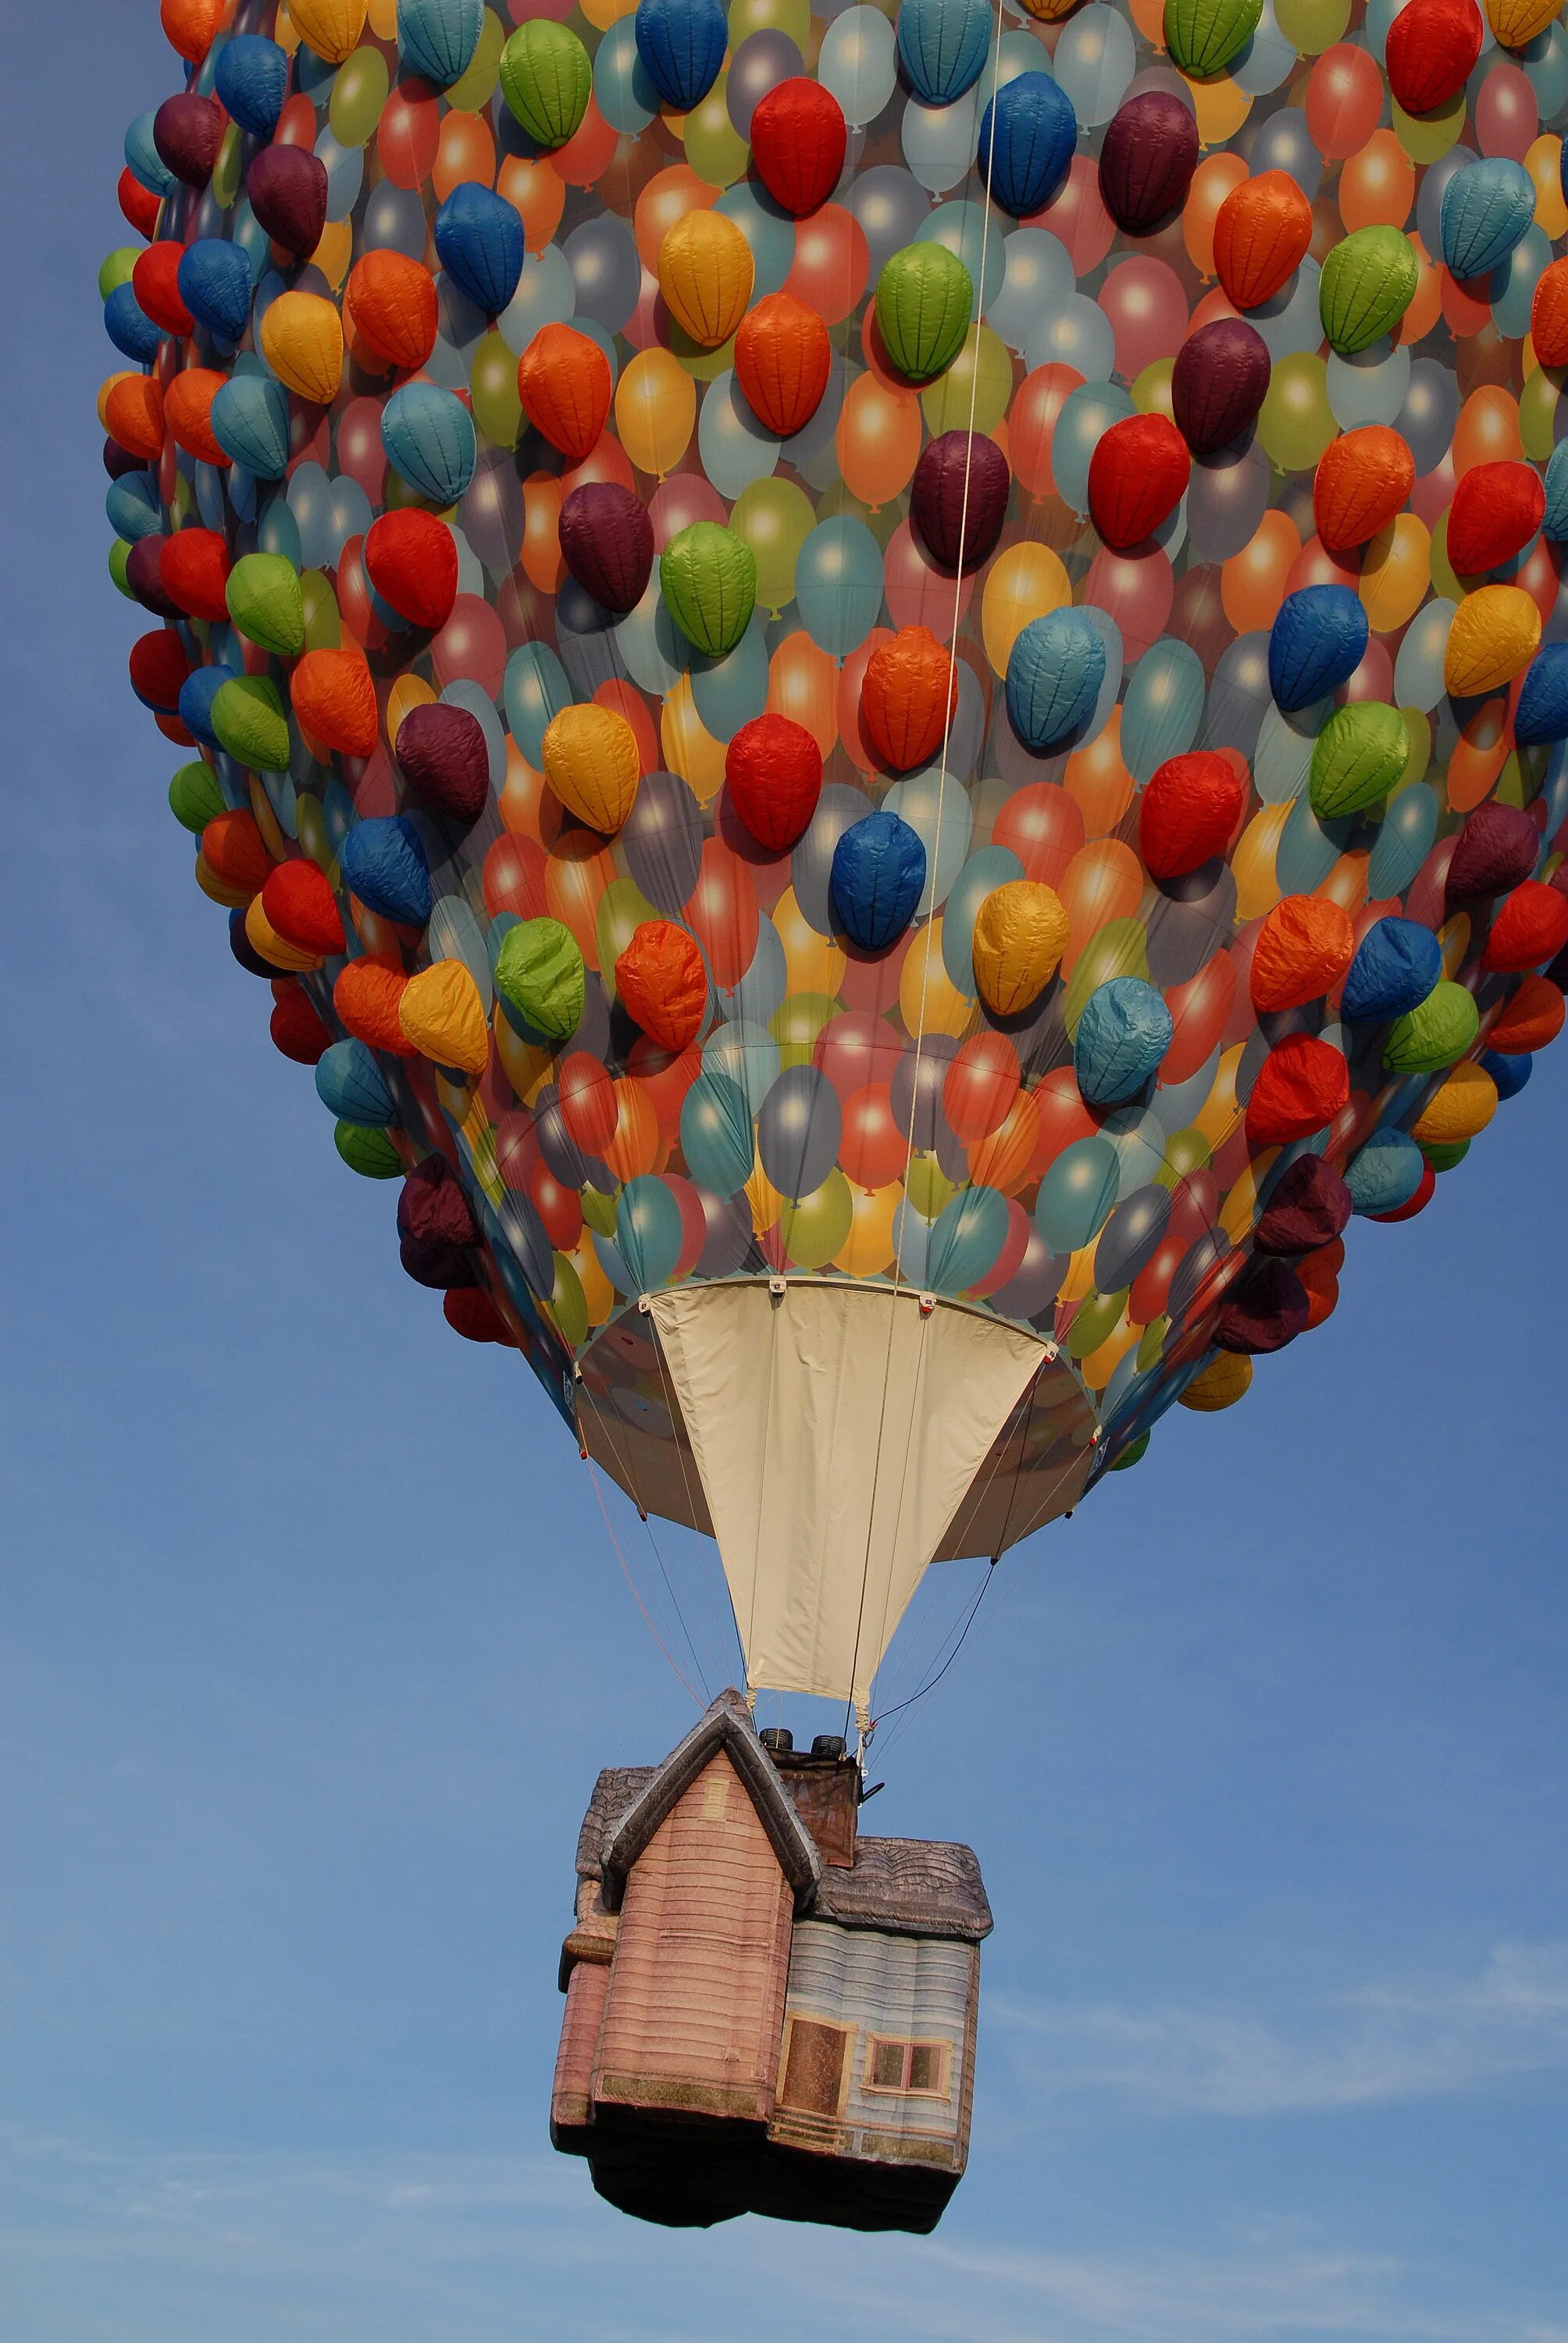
758;1729;859;1867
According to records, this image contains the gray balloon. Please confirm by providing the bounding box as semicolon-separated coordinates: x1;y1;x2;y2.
727;30;803;134
1244;105;1321;200
1202;632;1272;761
554;580;625;698
989;1223;1067;1325
846;166;931;274
564;217;640;335
1093;1184;1171;1293
697;1187;759;1276
361;181;426;258
757;1065;843;1200
1395;358;1459;477
620;771;704;915
1417;145;1477;266
889;1030;960;1154
460;448;523;576
792;782;874;933
1145;861;1237;987
1185;442;1271;565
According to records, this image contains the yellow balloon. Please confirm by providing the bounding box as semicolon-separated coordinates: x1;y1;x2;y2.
1444;585;1541;696
836;1182;900;1277
1392;87;1468;165
1488;0;1563;44
729;476;815;615
1179;1351;1253;1410
260;291;344;404
1257;352;1336;473
1272;0;1350;48
775;886;846;998
982;542;1071;675
657;210;754;347
1188;73;1252;148
921;324;1012;436
1231;801;1290;920
400;960;490;1075
899;920;977;1040
312;218;354;289
329;45;389;146
660;675;729;802
494;1003;555;1104
615;347;696;477
1192;1044;1246;1150
287;0;368;65
1520;361;1563;460
745;1157;786;1236
1132;357;1176;419
447;10;505;109
543;704;642;831
1437;912;1472;975
244;893;321;972
471;330;523;448
1080;1310;1140;1393
779;1171;854;1271
569;1233;616;1328
1527;135;1568;237
1413;1061;1498;1143
971;880;1069;1015
1359;514;1431;633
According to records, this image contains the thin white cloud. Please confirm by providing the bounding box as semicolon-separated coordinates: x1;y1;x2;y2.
990;1942;1568;2117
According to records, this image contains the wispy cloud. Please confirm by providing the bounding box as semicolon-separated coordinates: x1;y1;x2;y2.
990;1942;1568;2117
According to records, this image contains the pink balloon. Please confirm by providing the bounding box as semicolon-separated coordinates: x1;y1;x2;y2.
1082;544;1174;665
1097;258;1190;385
1475;62;1538;160
1343;634;1394;703
650;473;725;547
1285;537;1360;596
882;518;975;632
1029;156;1114;276
433;594;508;696
335;397;388;505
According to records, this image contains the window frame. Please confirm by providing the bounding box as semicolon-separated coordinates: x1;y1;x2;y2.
861;2034;951;2099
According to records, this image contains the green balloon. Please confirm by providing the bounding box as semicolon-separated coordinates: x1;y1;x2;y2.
211;675;291;772
329;45;390;148
1065;1286;1128;1360
108;540;135;600
470;330;523;450
729;477;814;616
771;990;836;1072
494;916;586;1041
875;243;975;386
581;1185;618;1238
1310;701;1409;818
1164;0;1264;77
779;1169;853;1271
1108;1429;1150;1471
169;759;228;834
499;20;591;149
660;521;758;657
226;552;305;658
552;1253;590;1350
1319;227;1419;356
1420;1137;1470;1172
335;1122;404;1178
1384;980;1481;1073
99;247;138;299
1064;918;1150;1035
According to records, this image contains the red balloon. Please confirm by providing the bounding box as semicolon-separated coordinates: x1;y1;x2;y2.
128;626;191;712
1305;44;1384;162
882;519;976;633
1445;460;1545;575
1245;1036;1350;1146
159;528;230;621
558;1051;619;1154
616;919;708;1052
133;241;193;336
1096;258;1189;384
782;204;868;326
1385;0;1483;116
269;983;332;1065
683;836;760;991
1082;544;1174;665
1141;752;1247;879
530;1157;584;1248
365;509;459;631
1163;953;1237;1082
734;292;832;437
943;1033;1021;1143
262;860;345;956
814;1010;905;1100
1009;364;1085;498
748;78;847;219
839;1084;909;1189
725;713;823;852
432;594;508;696
991;781;1085;885
119;166;161;238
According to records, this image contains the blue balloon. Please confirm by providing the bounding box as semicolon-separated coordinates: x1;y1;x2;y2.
209;374;291;478
1481;1049;1532;1099
942;845;1025;997
829;811;927;950
926;1186;1010;1295
124;111;174;198
757;1065;842;1200
680;1069;756;1193
1367;781;1438;897
1342;916;1441;1022
177;239;254;347
106;470;163;543
978;73;1077;219
1440;159;1534;280
896;0;990;104
1006;608;1106;752
177;662;241;751
433;184;525;317
1545;439;1568;541
504;643;573;767
382;381;477;505
1515;644;1568;747
795;516;886;657
1345;1129;1425;1214
617;1175;685;1291
103;284;161;363
315;1040;396;1127
398;0;485;86
1093;1183;1171;1293
1036;1136;1119;1252
1268;585;1370;713
337;818;433;927
215;35;290;136
1073;978;1174;1108
635;0;728;109
1121;637;1205;782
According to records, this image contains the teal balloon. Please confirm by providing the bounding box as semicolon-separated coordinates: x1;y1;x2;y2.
209;374;291;477
1026;292;1117;383
916;201;1005;319
382;380;477;505
715;182;798;299
1049;382;1135;514
1367;782;1439;897
901;84;984;197
400;0;485;86
496;245;576;358
796;516;886;657
941;845;1025;997
1253;701;1325;804
891;1197;932;1284
1276;793;1352;893
1491;225;1551;342
1392;602;1454;713
699;373;781;499
1325;342;1409;430
680;1068;756;1193
702;1018;779;1122
987;226;1075;354
1121;639;1205;783
1051;2;1136;127
504;641;572;765
882;768;974;916
1037;1136;1120;1253
926;1186;1010;1294
594;16;657;133
690;615;771;742
1525;22;1568;114
617;1175;683;1290
258;492;304;566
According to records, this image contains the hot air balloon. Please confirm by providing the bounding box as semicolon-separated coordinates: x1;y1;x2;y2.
96;0;1568;2244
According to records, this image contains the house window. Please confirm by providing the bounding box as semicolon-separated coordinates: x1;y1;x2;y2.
779;2018;852;2116
864;2037;950;2098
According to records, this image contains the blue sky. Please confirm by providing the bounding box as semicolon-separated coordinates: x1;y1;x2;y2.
3;9;1567;2340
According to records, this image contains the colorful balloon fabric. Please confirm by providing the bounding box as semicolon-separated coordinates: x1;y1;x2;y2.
102;0;1568;1542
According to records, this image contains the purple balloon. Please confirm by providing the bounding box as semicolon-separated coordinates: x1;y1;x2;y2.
558;483;654;615
394;702;490;824
154;91;225;188
397;1156;480;1288
125;535;182;617
1171;319;1271;458
247;144;330;259
1098;92;1198;237
1446;802;1538;900
1253;1154;1351;1255
911;432;1011;574
1213;1257;1310;1353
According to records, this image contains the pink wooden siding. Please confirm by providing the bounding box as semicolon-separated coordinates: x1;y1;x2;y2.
593;1752;793;2122
552;1956;610;2132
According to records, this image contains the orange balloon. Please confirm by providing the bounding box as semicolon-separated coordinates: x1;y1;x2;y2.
1447;699;1511;811
1397;234;1442;347
1313;426;1415;554
518;323;611;461
836;373;922;508
1184;154;1249;280
433;109;496;201
1338;130;1414;230
521;473;566;594
497;154;567;255
1221;508;1302;632
1059;840;1145;969
734;293;832;437
604;1077;661;1182
345;249;438;372
1064;708;1135;839
1213;172;1314;307
860;626;957;772
103;373;164;461
634;166;715;273
767;630;839;757
163;369;230;467
782;205;869;327
544;830;615;968
1454;386;1524;474
161;0;223;61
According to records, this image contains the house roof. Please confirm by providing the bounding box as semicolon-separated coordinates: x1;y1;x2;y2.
597;1689;823;1914
574;1692;992;1945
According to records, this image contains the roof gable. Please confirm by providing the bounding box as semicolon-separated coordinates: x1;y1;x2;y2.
600;1689;822;1913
